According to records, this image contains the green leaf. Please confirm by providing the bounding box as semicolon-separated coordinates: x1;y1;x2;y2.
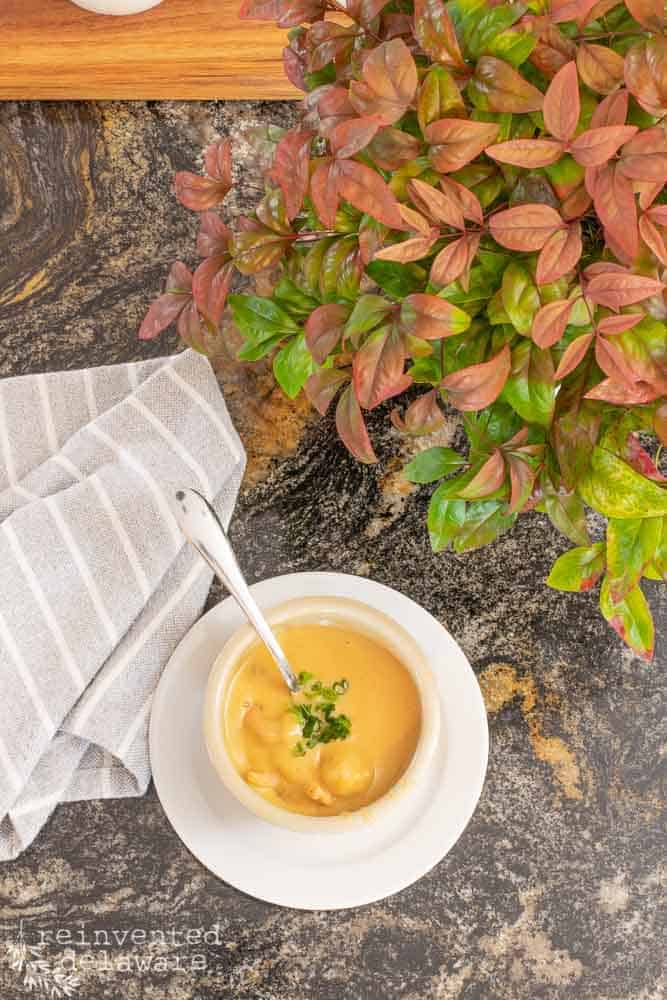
600;577;654;661
345;295;393;338
503;340;556;426
228;294;299;344
408;356;442;383
237;332;285;362
461;2;524;58
427;492;466;552
578;448;667;519
404;447;465;484
541;492;590;546
501;262;540;336
273;275;319;318
366;260;426;300
273;333;315;399
606;517;663;602
486;28;536;67
452;499;516;552
546;542;606;592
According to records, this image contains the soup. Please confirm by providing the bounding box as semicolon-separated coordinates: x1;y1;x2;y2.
222;623;422;816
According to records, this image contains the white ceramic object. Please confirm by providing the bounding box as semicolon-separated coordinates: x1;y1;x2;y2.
203;595;441;834
149;572;488;910
68;0;163;14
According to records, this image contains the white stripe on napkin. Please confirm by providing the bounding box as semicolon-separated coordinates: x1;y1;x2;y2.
0;350;246;860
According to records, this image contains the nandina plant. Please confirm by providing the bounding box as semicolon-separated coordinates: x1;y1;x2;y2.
140;0;667;660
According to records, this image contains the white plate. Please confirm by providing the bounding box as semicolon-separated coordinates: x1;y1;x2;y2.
149;572;488;910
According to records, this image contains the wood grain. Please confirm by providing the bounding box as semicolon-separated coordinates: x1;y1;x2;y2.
0;0;300;99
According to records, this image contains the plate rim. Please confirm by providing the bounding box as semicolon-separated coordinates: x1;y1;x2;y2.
149;571;489;910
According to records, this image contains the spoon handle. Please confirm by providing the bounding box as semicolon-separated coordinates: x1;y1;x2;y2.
175;489;299;694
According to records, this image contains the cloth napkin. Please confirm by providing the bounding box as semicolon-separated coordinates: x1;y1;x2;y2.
0;349;245;860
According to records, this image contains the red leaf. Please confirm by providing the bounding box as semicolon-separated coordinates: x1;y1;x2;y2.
176;300;203;349
489;204;563;251
639;215;667;265
307;21;355;71
367;128;421;170
595;335;639;386
334;159;404;229
584;378;660;403
618;127;667;183
532;299;573;348
561;185;592;220
543;61;580;142
624;37;667;117
139;293;189;341
139;263;192;341
399;205;434;235
596;313;644;335
373;234;439;262
654;402;667;445
569;126;638;167
407;177;465;230
426;118;499;173
487;138;564;168
590;89;629;127
583;261;627;278
624;0;665;30
508;454;536;514
335;385;378;463
400;293;470;339
576;44;625;95
283;46;307;92
305;304;350;364
196;212;231;257
174;172;231;212
637;181;664;211
550;0;598;22
530;23;577;78
192;258;233;326
459;449;506;499
204;139;233;184
586;273;665;309
305;369;349;415
414;0;464;68
318;86;355;138
471;56;544;113
330;117;380;159
592;164;638;261
430;233;480;287
391;389;445;434
441;344;511;411
438;177;483;226
165;261;194;294
310;159;339;229
348;39;418;125
554;332;594;380
269;130;313;221
626;433;667;483
353;325;412;410
536;223;582;285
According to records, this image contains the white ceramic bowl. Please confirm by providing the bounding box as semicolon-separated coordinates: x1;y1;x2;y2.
203;595;441;834
68;0;163;14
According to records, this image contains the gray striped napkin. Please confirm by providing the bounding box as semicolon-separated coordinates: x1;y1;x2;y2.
0;349;245;860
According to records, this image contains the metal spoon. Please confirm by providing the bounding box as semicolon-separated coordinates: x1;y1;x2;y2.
175;488;300;694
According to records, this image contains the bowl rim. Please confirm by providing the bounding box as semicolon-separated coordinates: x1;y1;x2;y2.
203;594;442;833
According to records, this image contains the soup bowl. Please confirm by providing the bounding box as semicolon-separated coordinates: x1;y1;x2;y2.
203;595;441;834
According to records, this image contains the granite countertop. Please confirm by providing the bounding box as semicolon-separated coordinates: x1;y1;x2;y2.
0;101;664;1000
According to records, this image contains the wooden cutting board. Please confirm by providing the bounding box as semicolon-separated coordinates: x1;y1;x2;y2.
0;0;300;100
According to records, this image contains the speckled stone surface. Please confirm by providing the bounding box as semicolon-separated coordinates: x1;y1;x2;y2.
0;101;665;1000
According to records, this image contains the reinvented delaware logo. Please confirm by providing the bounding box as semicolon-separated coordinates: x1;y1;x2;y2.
5;922;79;999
